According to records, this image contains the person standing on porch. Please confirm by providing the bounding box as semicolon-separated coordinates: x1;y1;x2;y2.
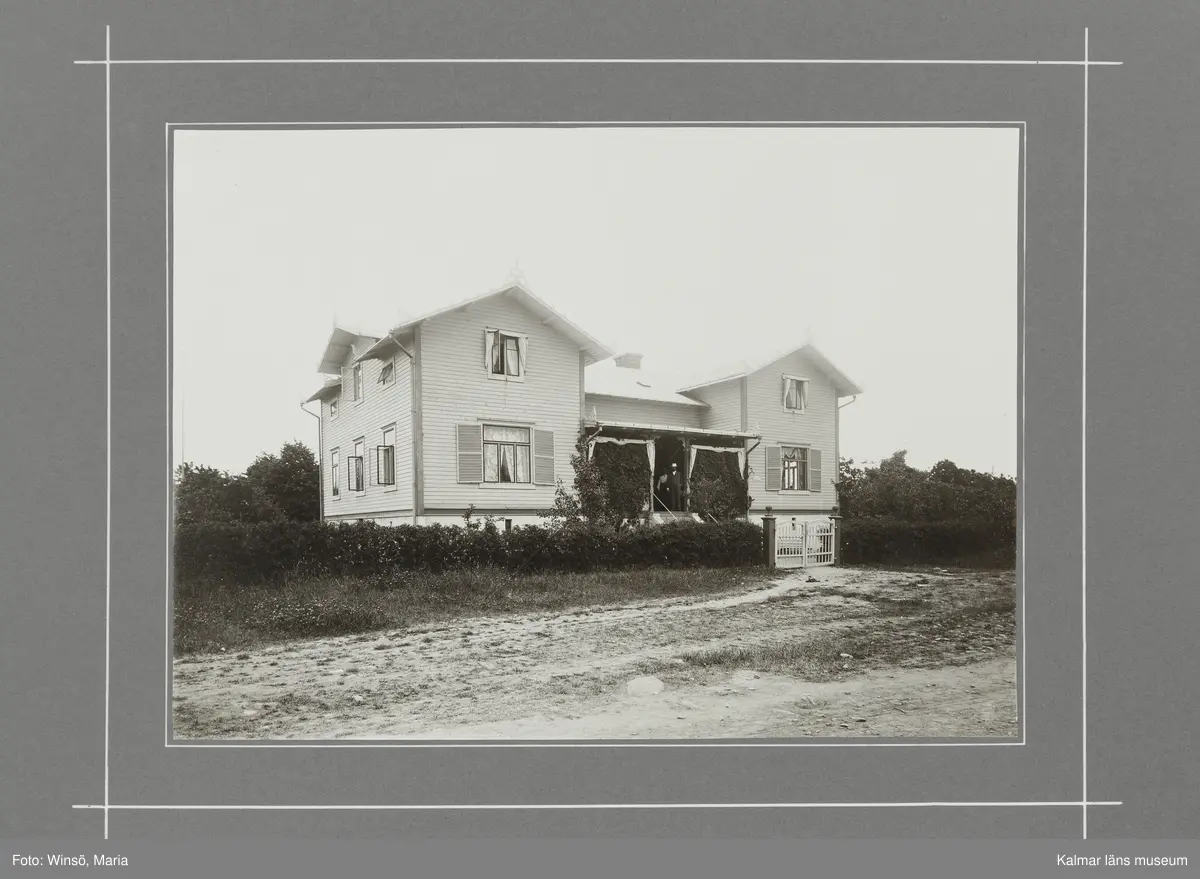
658;463;681;511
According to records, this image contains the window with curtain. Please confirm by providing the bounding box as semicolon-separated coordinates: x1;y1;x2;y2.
482;424;531;484
780;445;808;491
490;332;523;377
783;376;809;412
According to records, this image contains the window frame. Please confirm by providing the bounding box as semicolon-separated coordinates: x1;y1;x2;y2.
350;437;366;494
779;444;809;492
329;395;339;420
330;448;341;500
782;374;810;414
481;423;533;485
378;424;397;491
378;359;395;387
352;363;364;404
486;328;528;384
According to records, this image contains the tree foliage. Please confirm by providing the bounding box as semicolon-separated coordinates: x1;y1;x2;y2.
836;451;1016;567
244;441;321;522
175;441;320;526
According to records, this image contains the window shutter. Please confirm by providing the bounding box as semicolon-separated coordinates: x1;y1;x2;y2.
368;447;376;487
457;424;483;483
517;335;528;375
533;429;555;485
485;330;496;371
341;367;352;399
765;446;781;492
781;377;790;407
809;448;822;492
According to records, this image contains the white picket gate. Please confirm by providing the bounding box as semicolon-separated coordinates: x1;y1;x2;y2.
775;517;836;569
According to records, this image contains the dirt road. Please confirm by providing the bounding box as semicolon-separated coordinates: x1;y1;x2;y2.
172;566;1018;740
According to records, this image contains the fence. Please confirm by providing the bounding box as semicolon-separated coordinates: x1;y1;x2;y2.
770;515;837;569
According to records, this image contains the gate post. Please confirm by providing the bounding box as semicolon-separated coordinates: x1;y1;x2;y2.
762;506;777;569
801;520;809;568
830;505;842;566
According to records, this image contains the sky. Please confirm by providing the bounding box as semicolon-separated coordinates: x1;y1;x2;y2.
172;126;1019;477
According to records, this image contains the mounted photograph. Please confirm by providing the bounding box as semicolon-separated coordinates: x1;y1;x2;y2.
169;125;1020;741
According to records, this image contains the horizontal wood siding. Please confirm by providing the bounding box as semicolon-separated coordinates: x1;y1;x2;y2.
584;394;704;428
688;379;743;432
421;295;581;512
745;350;839;512
321;337;413;519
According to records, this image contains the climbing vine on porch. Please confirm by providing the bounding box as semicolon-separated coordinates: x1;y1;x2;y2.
688;449;752;521
550;431;651;529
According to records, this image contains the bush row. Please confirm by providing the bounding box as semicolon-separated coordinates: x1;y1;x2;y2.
174;518;766;587
840;516;1016;568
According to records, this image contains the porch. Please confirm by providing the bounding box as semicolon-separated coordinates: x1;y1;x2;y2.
583;419;761;524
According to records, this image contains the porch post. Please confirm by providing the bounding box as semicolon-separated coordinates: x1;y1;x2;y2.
762;506;777;569
682;437;690;512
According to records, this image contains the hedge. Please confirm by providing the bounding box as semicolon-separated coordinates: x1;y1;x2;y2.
174;518;766;588
840;516;1015;568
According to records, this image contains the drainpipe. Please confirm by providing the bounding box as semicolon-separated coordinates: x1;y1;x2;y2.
300;402;323;522
838;395;858;410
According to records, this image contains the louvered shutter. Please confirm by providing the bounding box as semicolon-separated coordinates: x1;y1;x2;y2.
457;424;483;483
484;330;497;372
765;446;781;492
533;429;555;485
517;335;528;376
808;448;822;492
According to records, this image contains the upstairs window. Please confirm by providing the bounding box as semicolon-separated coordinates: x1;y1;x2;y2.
782;375;809;412
353;364;363;401
329;397;339;419
485;329;526;380
378;360;395;386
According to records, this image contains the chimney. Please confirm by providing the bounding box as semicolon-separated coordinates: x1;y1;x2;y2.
614;352;643;370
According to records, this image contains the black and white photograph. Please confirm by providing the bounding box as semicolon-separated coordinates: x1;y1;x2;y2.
170;125;1019;741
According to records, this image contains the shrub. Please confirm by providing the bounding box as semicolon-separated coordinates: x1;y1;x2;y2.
174;518;765;590
840;516;1016;568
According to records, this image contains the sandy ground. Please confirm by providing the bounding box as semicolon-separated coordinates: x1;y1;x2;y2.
172;566;1018;740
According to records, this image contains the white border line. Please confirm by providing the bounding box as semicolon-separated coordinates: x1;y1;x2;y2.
88;33;1112;834
1081;26;1090;842
1022;118;1032;749
73;801;1121;812
165;119;1027;750
77;57;1121;66
103;24;112;843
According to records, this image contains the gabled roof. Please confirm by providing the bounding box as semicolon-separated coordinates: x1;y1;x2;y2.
316;325;381;376
584;358;708;407
356;282;615;366
304;376;342;403
675;341;864;398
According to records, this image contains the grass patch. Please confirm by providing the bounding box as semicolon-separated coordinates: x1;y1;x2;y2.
657;583;1015;683
174;565;759;656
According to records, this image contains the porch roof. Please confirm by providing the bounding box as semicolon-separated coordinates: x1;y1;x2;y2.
586;419;761;442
